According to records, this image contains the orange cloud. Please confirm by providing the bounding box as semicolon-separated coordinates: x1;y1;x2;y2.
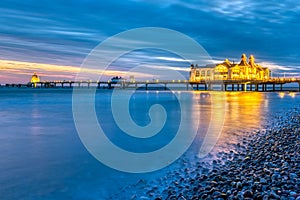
0;59;155;83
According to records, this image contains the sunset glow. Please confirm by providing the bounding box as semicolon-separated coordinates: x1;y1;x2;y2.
1;0;300;84
0;59;156;83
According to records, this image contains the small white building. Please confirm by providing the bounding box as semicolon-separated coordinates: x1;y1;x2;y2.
30;72;40;87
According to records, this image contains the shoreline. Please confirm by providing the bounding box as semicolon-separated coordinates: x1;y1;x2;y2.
117;108;300;200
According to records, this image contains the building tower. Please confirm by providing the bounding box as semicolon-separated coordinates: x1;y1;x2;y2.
30;72;40;87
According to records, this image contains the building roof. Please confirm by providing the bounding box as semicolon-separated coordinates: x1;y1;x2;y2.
191;54;269;71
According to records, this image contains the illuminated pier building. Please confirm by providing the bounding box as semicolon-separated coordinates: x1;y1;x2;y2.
190;54;271;81
30;72;40;87
16;55;297;91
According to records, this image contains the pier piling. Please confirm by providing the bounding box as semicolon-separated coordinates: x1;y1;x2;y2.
243;84;247;91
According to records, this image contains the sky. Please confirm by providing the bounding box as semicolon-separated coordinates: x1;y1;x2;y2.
1;0;300;83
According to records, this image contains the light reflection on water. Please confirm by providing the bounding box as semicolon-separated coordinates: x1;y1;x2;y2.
0;89;299;199
224;92;265;131
215;92;265;152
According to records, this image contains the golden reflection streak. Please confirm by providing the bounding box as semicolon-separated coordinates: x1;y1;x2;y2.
279;92;285;98
289;92;295;98
192;91;265;155
224;92;264;131
220;92;265;152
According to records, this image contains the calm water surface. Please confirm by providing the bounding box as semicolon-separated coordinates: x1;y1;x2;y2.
0;88;299;199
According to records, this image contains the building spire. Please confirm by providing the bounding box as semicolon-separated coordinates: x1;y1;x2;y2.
239;54;249;66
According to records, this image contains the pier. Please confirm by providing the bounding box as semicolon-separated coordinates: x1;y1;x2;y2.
3;53;297;92
3;77;300;92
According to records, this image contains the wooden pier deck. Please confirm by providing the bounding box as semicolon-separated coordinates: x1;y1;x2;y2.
2;77;300;92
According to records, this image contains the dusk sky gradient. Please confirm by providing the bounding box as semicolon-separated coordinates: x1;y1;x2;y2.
1;0;300;83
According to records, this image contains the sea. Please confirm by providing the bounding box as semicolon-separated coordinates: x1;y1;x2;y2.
0;87;299;200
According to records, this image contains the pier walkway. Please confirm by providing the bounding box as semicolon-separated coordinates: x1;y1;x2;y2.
2;77;300;92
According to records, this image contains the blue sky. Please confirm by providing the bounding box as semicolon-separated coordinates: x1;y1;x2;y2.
1;0;300;82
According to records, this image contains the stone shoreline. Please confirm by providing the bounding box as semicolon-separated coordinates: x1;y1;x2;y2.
115;108;300;200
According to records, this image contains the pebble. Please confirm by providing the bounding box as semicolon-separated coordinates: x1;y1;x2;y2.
243;190;253;198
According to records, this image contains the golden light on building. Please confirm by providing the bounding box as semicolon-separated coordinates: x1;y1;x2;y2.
30;72;40;87
189;54;271;81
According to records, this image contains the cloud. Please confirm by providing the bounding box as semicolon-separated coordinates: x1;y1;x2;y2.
155;56;191;62
0;0;300;82
0;59;159;83
141;64;189;72
260;62;294;71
